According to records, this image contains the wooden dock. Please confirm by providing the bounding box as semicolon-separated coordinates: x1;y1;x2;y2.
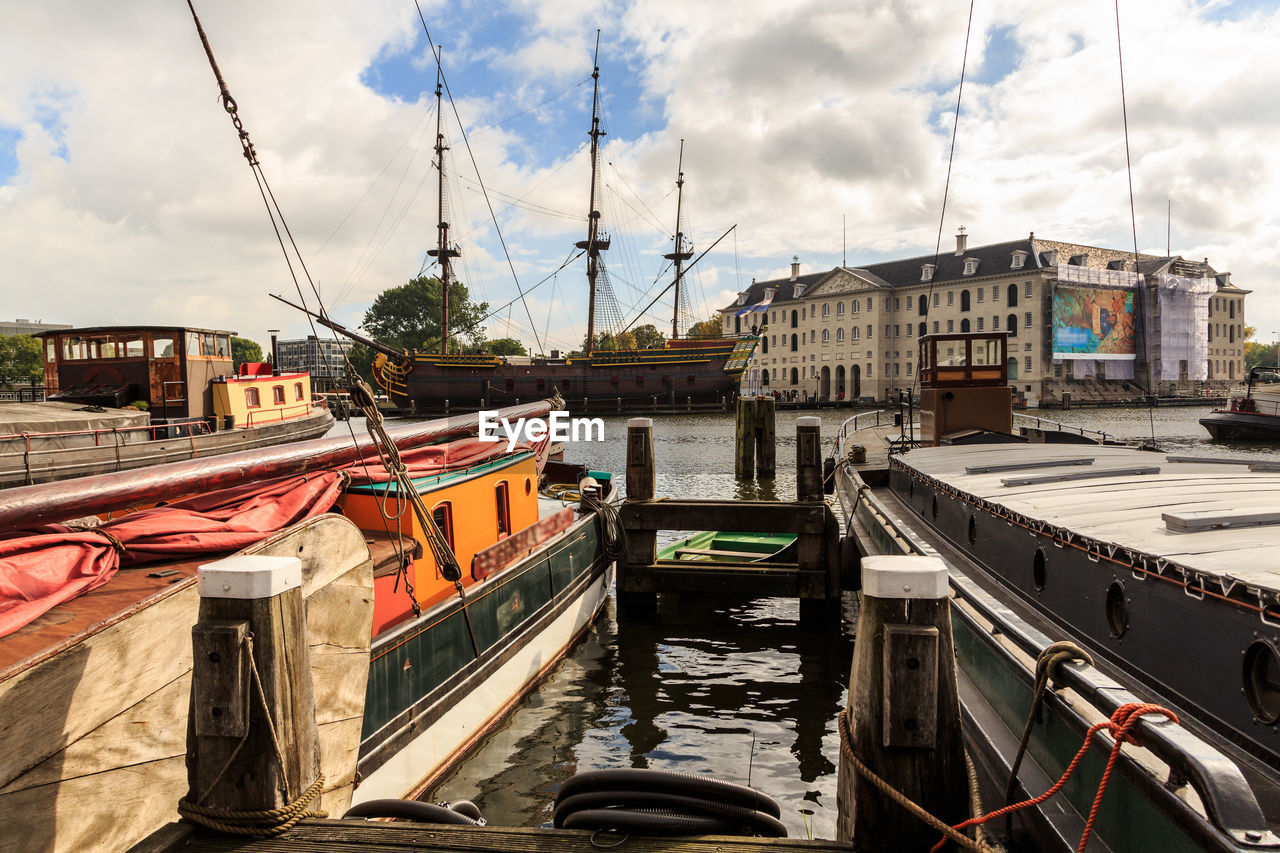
138;821;851;852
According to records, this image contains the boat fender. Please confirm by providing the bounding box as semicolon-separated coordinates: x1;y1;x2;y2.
840;536;862;591
342;798;484;825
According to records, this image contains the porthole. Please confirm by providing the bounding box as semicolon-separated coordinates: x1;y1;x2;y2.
931;495;939;521
1105;581;1129;638
1033;548;1047;591
525;477;532;496
967;515;977;546
1244;641;1280;724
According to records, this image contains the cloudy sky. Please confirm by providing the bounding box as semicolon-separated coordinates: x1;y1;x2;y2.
2;0;1278;354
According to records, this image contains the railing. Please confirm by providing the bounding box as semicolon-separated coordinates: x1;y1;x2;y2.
1;420;213;452
837;409;898;442
1012;412;1114;443
242;401;318;427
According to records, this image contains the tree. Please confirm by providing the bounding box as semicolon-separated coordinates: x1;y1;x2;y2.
0;334;43;386
591;331;637;352
347;343;375;386
486;338;527;356
685;315;723;339
631;324;666;350
230;336;263;372
362;276;489;353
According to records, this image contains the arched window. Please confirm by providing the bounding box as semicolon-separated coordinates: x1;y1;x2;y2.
1007;314;1018;337
1007;283;1018;307
244;387;260;408
735;315;741;334
791;310;798;328
762;369;770;386
837;302;845;316
960;290;971;311
822;329;830;343
791;334;798;352
432;502;454;550
918;295;928;316
851;327;861;340
961;318;971;333
822;303;830;318
790;367;799;385
852;299;861;313
837;328;845;342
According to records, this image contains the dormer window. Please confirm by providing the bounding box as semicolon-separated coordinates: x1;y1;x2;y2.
921;264;935;282
793;283;806;298
963;257;979;276
1069;254;1087;266
1011;251;1028;270
736;291;748;306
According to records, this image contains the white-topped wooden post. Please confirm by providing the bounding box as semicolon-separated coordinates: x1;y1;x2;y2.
187;554;320;820
836;555;966;850
796;415;823;501
620;418;657;614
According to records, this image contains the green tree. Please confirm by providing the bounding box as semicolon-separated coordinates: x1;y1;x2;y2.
631;324;666;350
591;331;637;352
347;343;375;385
486;337;527;356
230;336;263;372
0;334;44;385
362;276;489;353
685;315;723;339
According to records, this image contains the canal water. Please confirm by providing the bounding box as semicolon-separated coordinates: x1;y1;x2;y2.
423;404;1277;839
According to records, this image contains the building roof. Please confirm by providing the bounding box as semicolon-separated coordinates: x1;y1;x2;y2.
724;236;1239;311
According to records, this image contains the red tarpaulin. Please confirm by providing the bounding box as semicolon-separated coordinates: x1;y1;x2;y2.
0;472;344;639
344;435;550;485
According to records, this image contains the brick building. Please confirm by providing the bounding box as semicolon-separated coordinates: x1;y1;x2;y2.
722;231;1245;406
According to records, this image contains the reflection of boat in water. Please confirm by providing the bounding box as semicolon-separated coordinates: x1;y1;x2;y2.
832;331;1280;851
0;324;334;487
0;398;617;852
1201;366;1280;442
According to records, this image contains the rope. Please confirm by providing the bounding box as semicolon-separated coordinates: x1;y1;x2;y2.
1003;642;1094;813
177;634;328;836
938;702;1179;853
837;708;996;853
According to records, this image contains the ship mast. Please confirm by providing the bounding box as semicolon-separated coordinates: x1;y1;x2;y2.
575;31;609;355
426;50;459;355
663;139;693;340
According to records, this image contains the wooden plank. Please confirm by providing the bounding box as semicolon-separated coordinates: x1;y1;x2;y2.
882;624;939;749
191;621;248;737
621;501;827;534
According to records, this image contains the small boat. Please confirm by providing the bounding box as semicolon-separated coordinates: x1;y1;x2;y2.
833;331;1280;851
0;398;616;853
1200;365;1280;441
659;530;797;563
0;324;334;488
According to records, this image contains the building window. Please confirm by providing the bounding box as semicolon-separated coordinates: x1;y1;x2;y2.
432;502;454;550
894;297;901;310
933;321;940;334
1008;314;1018;337
961;319;971;333
977;288;985;303
907;324;913;336
1008;283;1019;307
977;317;984;331
867;297;874;310
791;310;798;328
810;330;816;343
867;325;874;339
884;363;891;376
1025;356;1033;374
918;322;926;337
245;387;260;408
1025;312;1033;328
947;291;954;306
495;482;511;537
837;302;845;316
960;290;971;311
1230;325;1235;343
791;367;799;385
822;329;830;343
1012;252;1026;269
1025;281;1033;298
836;328;845;342
852;299;861;313
791;334;798;352
1230;301;1236;319
922;264;935;281
933;292;940;307
947;319;954;333
919;295;928;316
851;327;861;340
992;286;1000;303
993;316;1000;330
894;363;901;376
822;303;830;318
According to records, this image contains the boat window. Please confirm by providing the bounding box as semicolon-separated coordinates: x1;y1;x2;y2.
152;335;175;358
294;382;304;401
495;481;511;538
100;339;119;359
62;337;87;360
45;339;55;362
202;334;217;357
245;387;261;408
123;338;144;357
272;385;285;405
217;335;230;358
432;502;454;551
1244;641;1280;723
188;332;201;355
1105;582;1129;638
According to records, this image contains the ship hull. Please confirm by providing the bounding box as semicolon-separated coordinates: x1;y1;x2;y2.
377;339;755;416
1200;410;1280;442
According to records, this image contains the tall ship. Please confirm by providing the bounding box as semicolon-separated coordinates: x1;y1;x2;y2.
287;43;757;416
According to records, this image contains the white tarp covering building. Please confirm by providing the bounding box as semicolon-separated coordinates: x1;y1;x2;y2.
1154;273;1215;381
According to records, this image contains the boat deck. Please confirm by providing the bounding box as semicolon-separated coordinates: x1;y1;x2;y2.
138;821;850;853
891;442;1280;594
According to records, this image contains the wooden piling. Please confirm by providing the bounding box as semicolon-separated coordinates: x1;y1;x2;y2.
836;556;966;851
796;415;822;501
185;554;321;827
735;397;757;479
756;396;776;479
621;418;657;614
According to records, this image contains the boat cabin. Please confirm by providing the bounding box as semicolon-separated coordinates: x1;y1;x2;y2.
917;331;1012;444
36;326;316;430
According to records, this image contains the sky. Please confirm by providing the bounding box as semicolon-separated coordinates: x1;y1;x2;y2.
2;0;1279;355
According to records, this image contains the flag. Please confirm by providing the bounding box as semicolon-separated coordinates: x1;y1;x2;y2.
736;288;776;317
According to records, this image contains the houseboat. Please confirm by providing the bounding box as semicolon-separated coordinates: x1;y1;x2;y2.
0;398;615;852
1200;365;1280;442
0;325;334;487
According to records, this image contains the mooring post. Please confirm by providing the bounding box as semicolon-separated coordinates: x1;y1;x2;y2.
735;397;757;479
836;555;966;850
185;554;321;828
796;415;822;501
620;417;657;614
756;395;776;479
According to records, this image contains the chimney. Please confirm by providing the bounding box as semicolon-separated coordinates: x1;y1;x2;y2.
790;256;800;281
954;226;967;257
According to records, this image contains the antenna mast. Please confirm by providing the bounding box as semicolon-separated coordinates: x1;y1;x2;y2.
664;139;694;340
426;48;460;355
575;31;609;355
